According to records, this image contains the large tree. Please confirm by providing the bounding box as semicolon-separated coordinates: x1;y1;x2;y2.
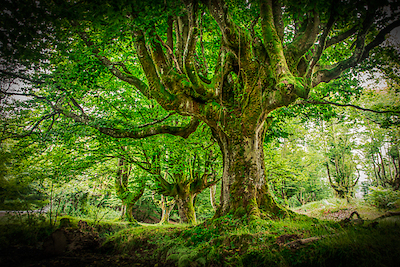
1;0;400;219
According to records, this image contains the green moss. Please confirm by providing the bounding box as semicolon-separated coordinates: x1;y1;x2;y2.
97;209;400;267
247;197;260;218
234;206;246;218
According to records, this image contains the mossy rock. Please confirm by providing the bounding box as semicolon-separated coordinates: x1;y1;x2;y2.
58;218;71;228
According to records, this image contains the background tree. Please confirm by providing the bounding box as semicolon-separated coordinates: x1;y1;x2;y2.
132;136;220;224
151;192;176;224
362;117;400;190
265;116;331;207
115;157;147;223
324;122;360;201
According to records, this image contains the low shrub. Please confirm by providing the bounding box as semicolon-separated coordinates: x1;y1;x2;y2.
365;186;400;210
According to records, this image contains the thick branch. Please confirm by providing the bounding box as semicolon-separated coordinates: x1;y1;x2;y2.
325;25;358;48
362;19;400;60
133;30;176;103
286;10;321;65
205;0;251;61
272;0;284;42
167;16;174;52
54;103;199;139
148;29;169;75
75;28;151;98
307;13;336;77
259;0;307;100
313;19;400;86
260;0;288;76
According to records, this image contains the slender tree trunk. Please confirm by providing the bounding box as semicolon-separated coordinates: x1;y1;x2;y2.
210;185;217;212
115;158;145;223
372;155;380;186
158;195;175;224
121;204;126;218
391;157;400;190
378;151;387;183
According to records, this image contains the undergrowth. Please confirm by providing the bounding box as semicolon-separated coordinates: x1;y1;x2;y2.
101;215;340;266
2;200;400;266
101;211;400;267
0;214;130;249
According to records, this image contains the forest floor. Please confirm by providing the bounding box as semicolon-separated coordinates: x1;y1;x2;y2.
293;198;386;221
1;198;400;267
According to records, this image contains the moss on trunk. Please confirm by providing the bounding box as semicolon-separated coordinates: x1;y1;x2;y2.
115;158;146;223
210;112;291;221
176;194;197;224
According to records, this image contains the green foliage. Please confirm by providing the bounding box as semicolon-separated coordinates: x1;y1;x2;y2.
265;117;331;207
365;186;400;210
96;197;400;266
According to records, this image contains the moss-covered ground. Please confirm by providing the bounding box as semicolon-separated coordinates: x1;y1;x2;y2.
1;199;400;266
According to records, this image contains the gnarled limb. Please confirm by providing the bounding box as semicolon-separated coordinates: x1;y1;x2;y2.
260;0;288;77
313;19;400;86
74;27;151;98
306;13;336;77
285;10;320;68
325;25;358;49
204;0;252;63
115;157;146;223
151;192;176;224
53;101;199;139
272;0;284;42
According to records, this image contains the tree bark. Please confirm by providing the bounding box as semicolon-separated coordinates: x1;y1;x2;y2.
210;185;217;212
211;119;288;219
152;192;175;224
125;202;136;223
176;194;196;224
159;195;175;224
115;158;145;223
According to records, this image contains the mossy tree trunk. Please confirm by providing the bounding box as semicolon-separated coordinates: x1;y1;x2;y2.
160;195;175;224
152;192;175;224
115;158;146;223
155;171;215;224
176;193;196;224
326;161;359;203
136;148;219;224
210;116;288;219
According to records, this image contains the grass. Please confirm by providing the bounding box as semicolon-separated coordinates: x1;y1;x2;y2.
1;198;400;266
100;199;400;266
292;197;387;220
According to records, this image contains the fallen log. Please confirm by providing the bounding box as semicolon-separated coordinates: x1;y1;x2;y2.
373;211;400;221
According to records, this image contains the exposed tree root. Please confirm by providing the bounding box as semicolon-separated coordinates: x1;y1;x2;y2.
284;235;330;250
340;211;364;226
373;211;400;221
